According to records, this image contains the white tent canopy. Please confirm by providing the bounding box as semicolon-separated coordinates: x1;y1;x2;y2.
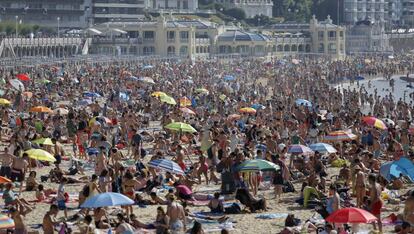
85;28;102;35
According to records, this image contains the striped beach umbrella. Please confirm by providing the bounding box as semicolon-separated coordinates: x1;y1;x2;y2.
148;159;184;175
362;116;387;130
323;130;357;142
309;143;337;154
288;144;314;155
0;214;14;229
236;159;280;172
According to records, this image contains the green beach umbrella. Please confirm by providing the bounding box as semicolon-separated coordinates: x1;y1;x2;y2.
165;122;197;133
160;94;177;105
237;159;280;172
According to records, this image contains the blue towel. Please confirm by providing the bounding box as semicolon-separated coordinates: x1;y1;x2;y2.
255;213;288;219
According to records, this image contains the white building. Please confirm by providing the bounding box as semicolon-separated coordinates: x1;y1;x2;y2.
146;0;198;12
346;20;392;53
343;0;386;24
215;0;273;18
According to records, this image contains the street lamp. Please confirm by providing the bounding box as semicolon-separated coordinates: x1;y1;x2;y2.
15;15;18;37
57;17;60;38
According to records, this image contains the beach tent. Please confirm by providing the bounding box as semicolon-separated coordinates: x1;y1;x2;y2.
380;157;414;181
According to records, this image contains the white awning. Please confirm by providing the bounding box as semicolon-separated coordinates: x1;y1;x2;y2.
86;28;102;35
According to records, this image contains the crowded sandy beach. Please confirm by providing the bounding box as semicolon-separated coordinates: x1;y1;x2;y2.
1;54;414;234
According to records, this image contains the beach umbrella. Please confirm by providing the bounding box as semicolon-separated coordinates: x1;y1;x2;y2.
165;122;197;133
184;79;194;84
0;176;11;184
309;143;337;154
25;149;56;162
251;103;266;110
83;92;101;98
228;114;241;121
195;88;209;94
0;214;14;229
239;107;257;114
16;73;30;81
224;75;235;81
382;118;395;127
151;91;167;98
78;99;93;106
362;116;387;130
325;208;377;224
160;94;177;105
288;144;314;155
126;76;139;81
32;138;54;146
138;77;155;84
142;65;154;70
323;130;357;142
9;79;24;92
89;116;112;127
30;106;52;113
237;159;280;172
180;97;192;107
295;99;312;107
219;94;227;101
355;76;365;80
180;107;196;115
53;108;69;115
0;98;11;105
119;92;130;101
148;159;184;175
81;192;134;208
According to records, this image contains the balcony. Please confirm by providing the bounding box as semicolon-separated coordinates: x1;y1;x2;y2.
195;38;210;45
328;37;337;41
180;38;189;43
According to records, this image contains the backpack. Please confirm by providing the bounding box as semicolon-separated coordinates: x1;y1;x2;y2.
224;203;241;214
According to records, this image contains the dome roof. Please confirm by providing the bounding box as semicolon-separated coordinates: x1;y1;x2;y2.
217;30;269;42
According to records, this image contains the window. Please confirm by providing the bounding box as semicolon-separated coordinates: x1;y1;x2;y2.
328;43;337;53
318;43;324;53
167;31;175;42
180;31;189;42
328;31;336;38
143;31;155;41
180;46;188;56
340;31;344;37
167;46;175;56
318;31;324;40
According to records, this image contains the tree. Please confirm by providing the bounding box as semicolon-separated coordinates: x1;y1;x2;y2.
273;0;314;22
224;8;246;20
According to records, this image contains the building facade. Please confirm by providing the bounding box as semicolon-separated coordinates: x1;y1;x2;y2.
146;0;198;12
343;0;386;25
91;0;146;24
215;0;273;18
346;20;392;54
88;15;345;59
0;0;91;28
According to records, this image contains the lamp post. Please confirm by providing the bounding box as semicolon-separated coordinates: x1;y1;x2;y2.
57;17;60;38
15;15;18;37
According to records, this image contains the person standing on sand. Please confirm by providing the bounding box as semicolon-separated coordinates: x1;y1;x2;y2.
369;174;383;233
166;195;186;234
354;165;366;208
43;204;60;234
10;205;33;234
0;147;14;178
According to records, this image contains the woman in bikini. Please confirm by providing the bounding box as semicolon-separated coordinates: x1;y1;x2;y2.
122;171;139;216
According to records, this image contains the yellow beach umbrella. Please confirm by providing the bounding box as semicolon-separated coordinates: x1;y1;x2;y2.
0;98;11;105
32;138;54;146
25;149;56;162
151;91;167;98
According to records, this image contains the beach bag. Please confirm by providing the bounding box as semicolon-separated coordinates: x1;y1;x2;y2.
224;203;241;214
283;181;295;193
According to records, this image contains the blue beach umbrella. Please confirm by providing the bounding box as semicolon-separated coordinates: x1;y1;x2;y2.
83;92;101;98
251;103;266;110
309;143;337;154
81;192;134;208
295;98;312;107
78;99;93;106
148;159;184;175
224;75;235;81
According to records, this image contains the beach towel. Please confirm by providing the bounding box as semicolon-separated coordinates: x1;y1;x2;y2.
255;213;288;219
